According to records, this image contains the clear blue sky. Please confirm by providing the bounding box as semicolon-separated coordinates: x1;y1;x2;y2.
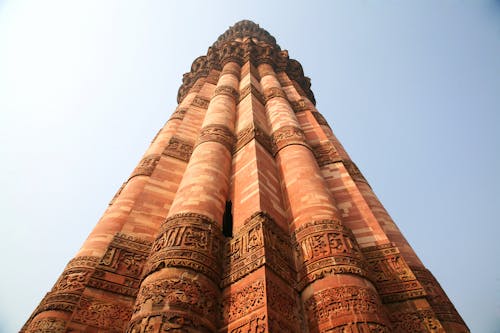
0;1;499;332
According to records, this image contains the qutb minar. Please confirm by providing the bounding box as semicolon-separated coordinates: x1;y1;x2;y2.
23;20;468;333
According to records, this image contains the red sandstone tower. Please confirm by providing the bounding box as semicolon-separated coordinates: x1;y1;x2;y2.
23;20;468;333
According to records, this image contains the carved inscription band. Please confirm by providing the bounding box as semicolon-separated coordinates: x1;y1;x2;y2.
271;125;309;156
163;136;194;162
145;212;223;282
196;124;236;152
213;85;239;101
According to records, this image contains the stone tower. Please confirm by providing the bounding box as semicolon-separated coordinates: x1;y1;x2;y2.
23;20;468;333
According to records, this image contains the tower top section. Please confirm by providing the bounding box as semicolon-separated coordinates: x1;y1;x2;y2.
213;20;279;50
177;20;315;105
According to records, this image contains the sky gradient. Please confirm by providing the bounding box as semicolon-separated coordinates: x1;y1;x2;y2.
1;1;499;332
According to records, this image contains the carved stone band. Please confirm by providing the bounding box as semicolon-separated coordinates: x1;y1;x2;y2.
311;142;341;167
292;220;367;291
129;154;161;180
169;107;188;121
197;124;236;152
145;212;223;282
234;123;272;155
191;96;210;109
213;85;239;101
221;211;294;287
362;243;426;303
263;86;287;104
163;136;194;162
238;84;265;105
289;99;309;113
270;125;309;156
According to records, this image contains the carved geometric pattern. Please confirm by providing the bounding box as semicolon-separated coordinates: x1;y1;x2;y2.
197;124;236;152
221;279;265;324
238;84;265;105
127;312;213;333
289;98;309;113
163;136;194;162
389;308;445;333
412;266;468;326
234;123;272;155
129;154;161;180
263;86;287;103
89;233;152;297
213;85;239;101
270;125;309;156
311;141;341;167
134;276;218;319
293;219;367;291
227;313;267;333
27;317;66;333
169;107;188;121
304;285;389;331
191;96;210;109
72;297;133;331
363;243;427;303
222;211;294;287
145;212;223;282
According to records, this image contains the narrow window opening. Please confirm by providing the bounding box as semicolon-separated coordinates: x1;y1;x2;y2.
222;200;233;237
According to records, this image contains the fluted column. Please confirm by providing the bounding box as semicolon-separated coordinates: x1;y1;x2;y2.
127;61;240;333
258;63;391;332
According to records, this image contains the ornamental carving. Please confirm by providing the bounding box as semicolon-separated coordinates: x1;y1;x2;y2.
228;314;267;333
135;275;218;318
192;96;210;109
221;280;265;323
222;211;294;287
127;313;212;333
263;86;287;103
214;85;239;101
72;297;133;331
363;244;426;303
28;317;65;333
234;123;272;154
87;233;151;297
163;136;194;162
197;124;236;152
389;308;444;333
412;266;467;326
312;141;341;167
293;220;366;290
238;84;265;105
271;125;308;155
145;213;223;282
290;98;309;113
32;292;82;315
169;107;188;121
267;279;300;324
304;286;387;328
53;269;91;292
177;21;315;105
322;322;390;333
129;154;161;180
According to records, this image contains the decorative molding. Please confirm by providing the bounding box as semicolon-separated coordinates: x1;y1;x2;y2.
221;280;265;324
362;244;426;303
197;124;236;152
127;312;213;333
227;314;267;333
163;136;194;162
27;317;66;333
221;211;295;287
311;142;341;167
191;96;210;109
213;85;239;101
72;297;133;331
289;99;309;113
238;83;265;105
129;154;161;180
389;308;444;333
412;266;468;326
270;125;308;156
263;86;287;103
234;123;272;155
145;213;223;282
304;286;388;330
169;107;188;121
293;220;367;291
